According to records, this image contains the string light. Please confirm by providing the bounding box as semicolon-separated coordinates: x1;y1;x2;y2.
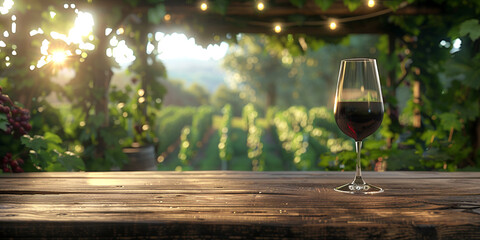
367;0;375;8
164;14;171;21
257;1;265;11
329;20;337;30
274;24;282;33
200;2;208;11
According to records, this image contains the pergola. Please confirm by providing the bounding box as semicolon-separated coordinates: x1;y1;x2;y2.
63;0;445;43
104;0;443;38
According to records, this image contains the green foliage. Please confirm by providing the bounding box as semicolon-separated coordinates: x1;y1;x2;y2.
0;114;7;131
342;0;362;12
289;0;307;8
274;106;346;170
459;19;480;41
190;106;214;147
211;0;229;15
211;84;248;116
314;0;335;11
156;106;196;154
176;106;214;166
148;4;166;24
21;134;84;171
218;104;234;168
223;35;379;111
178;126;193;166
2;0;480;173
243;104;265;171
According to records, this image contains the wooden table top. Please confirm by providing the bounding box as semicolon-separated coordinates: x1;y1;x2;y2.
0;171;479;239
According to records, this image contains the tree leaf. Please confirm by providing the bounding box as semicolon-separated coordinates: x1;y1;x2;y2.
21;135;48;151
290;0;307;8
147;4;166;24
123;0;140;7
459;19;480;41
44;132;62;145
439;112;462;131
57;152;85;171
0;113;7;131
211;0;229;15
314;0;335;11
382;0;405;11
342;0;362;12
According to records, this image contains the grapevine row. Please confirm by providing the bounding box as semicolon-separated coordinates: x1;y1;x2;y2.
242;104;264;171
273;106;351;170
177;106;214;166
218;104;233;170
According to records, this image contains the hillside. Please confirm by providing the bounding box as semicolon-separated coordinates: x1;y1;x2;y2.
163;59;227;93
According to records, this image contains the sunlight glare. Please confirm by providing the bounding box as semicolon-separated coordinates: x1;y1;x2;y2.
453;38;461;49
0;0;14;15
157;33;228;61
51;50;67;64
29;28;44;36
451;38;462;53
110;36;119;46
146;42;155;54
40;39;49;55
50;31;68;42
68;11;94;44
105;28;113;36
112;40;136;67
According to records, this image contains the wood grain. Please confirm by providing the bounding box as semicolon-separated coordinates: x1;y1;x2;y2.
0;171;479;239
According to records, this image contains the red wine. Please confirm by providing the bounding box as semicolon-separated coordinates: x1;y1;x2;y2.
335;101;383;141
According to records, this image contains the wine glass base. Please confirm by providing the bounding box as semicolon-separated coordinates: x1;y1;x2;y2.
334;180;383;194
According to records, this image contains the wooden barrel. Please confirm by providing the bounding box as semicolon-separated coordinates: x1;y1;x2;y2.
122;145;157;171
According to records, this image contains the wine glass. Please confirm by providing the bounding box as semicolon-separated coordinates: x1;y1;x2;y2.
333;58;384;194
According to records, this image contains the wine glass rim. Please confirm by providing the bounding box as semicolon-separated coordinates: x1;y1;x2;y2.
341;58;376;62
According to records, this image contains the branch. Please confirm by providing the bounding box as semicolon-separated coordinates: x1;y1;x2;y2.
394;61;412;88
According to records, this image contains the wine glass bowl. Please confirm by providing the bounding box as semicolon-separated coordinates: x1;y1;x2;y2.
333;58;384;194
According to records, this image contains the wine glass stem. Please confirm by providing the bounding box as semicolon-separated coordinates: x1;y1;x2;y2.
355;141;363;180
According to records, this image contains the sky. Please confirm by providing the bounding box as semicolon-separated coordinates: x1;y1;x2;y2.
156;33;229;61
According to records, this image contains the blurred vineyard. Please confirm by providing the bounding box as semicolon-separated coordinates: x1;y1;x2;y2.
1;0;480;173
148;104;429;172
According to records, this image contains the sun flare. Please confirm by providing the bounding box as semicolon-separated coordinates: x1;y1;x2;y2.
51;50;68;64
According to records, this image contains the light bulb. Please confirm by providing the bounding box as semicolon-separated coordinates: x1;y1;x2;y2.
368;0;375;8
257;2;265;11
200;2;208;11
274;24;282;33
329;21;337;30
164;14;171;21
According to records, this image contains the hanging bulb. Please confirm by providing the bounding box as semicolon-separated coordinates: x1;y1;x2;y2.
200;2;208;11
329;20;337;30
257;1;265;11
367;0;375;8
164;14;171;21
274;24;282;33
